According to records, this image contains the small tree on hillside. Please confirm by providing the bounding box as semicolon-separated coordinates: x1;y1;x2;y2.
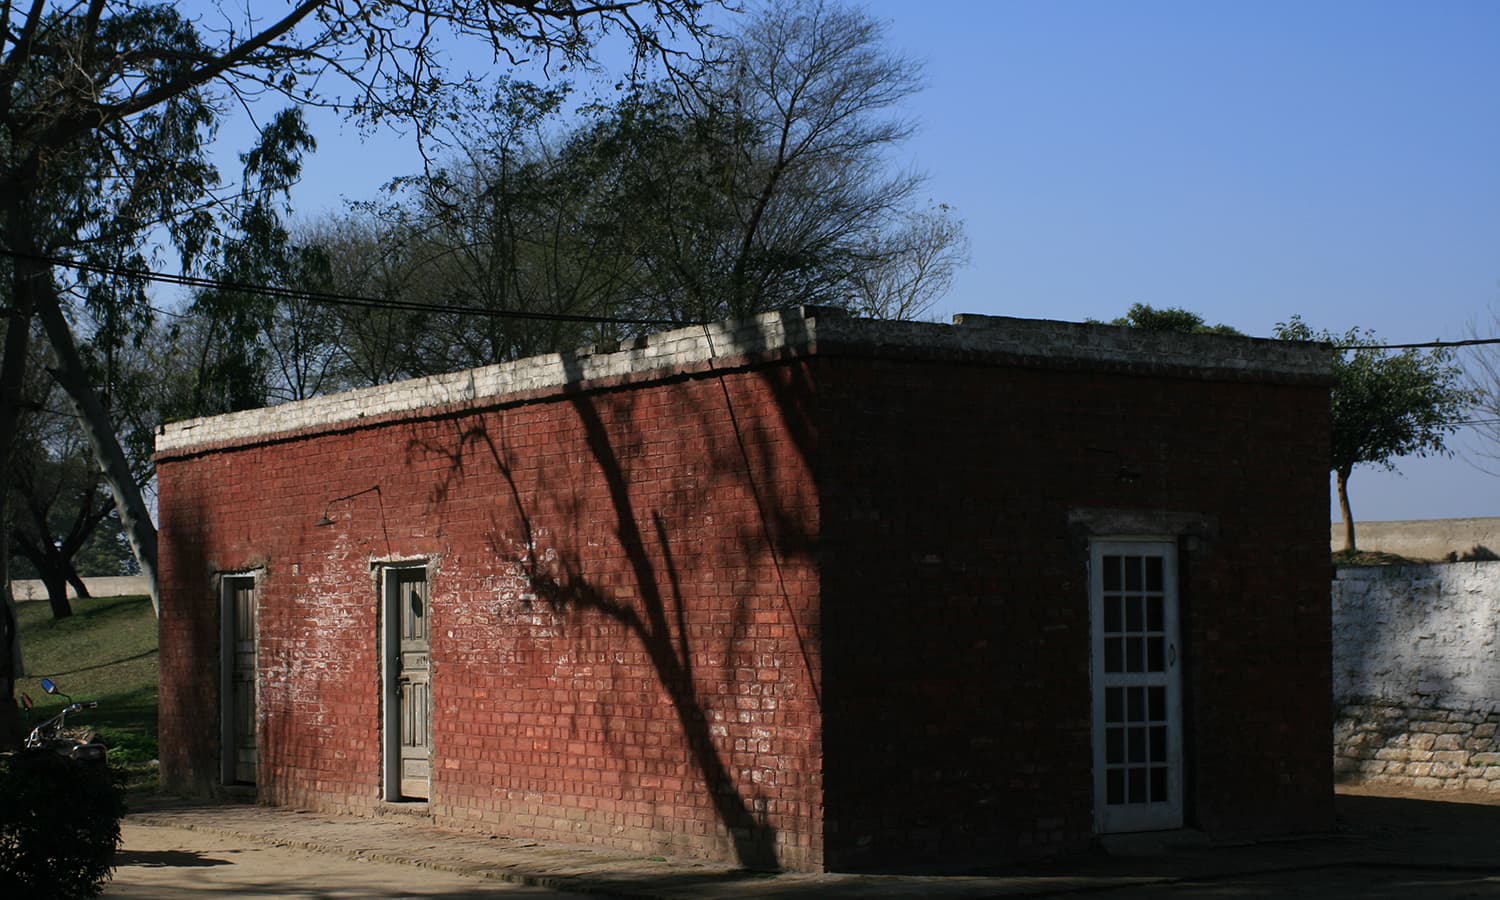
1275;316;1472;553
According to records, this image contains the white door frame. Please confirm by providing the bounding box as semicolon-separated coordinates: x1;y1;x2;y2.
218;572;259;786
1090;538;1184;833
379;563;431;802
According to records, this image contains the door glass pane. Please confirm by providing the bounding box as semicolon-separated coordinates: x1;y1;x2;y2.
1107;727;1124;764
1103;556;1122;591
1095;545;1178;828
1105;638;1123;673
1145;556;1163;592
1106;687;1123;721
1128;768;1147;804
1147;637;1164;671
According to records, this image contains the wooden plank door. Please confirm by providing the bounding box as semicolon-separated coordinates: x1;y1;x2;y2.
221;575;258;785
1091;540;1183;833
385;568;431;800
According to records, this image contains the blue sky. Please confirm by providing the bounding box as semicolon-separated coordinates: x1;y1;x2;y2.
262;1;1500;524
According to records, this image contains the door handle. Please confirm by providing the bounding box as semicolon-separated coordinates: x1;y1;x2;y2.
1168;643;1177;666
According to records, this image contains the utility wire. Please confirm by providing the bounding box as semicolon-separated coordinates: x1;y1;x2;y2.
0;248;703;329
8;247;1500;350
1333;337;1500;351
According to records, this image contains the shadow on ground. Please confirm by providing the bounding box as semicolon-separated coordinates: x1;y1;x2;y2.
113;848;230;868
108;789;1500;899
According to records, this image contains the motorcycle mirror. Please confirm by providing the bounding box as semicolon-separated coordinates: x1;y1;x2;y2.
20;693;32;711
40;678;57;694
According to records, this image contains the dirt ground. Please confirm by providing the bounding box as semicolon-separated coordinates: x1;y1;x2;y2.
106;823;593;899
99;785;1500;899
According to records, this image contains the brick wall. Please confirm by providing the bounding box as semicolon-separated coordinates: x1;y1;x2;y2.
816;356;1333;869
158;308;1333;872
159;363;825;870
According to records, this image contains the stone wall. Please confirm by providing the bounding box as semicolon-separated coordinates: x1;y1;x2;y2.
1333;562;1500;793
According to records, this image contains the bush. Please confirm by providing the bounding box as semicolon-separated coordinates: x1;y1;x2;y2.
0;751;123;898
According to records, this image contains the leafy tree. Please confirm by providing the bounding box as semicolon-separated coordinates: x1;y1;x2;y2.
182;109;345;413
592;0;957;323
0;0;717;748
8;305;154;618
314;0;966;380
9;421;116;620
1107;303;1242;335
1275;316;1473;553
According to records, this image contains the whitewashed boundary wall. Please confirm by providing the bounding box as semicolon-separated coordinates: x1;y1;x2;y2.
1333;562;1500;793
1331;517;1500;561
12;576;152;602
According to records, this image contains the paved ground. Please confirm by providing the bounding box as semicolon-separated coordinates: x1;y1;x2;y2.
105;785;1500;898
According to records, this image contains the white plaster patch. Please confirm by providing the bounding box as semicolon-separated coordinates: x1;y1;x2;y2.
1334;562;1500;713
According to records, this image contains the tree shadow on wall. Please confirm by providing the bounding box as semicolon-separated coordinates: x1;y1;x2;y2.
415;368;806;871
474;424;779;869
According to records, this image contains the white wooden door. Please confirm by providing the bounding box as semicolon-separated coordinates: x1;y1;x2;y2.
1091;540;1183;833
384;567;431;801
221;575;258;785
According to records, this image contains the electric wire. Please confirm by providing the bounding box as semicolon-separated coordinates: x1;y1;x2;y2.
0;248;704;329
5;247;1500;351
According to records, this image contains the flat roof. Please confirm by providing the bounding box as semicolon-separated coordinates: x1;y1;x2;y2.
156;306;1331;457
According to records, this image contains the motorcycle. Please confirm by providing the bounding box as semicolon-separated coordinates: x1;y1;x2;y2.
19;678;108;764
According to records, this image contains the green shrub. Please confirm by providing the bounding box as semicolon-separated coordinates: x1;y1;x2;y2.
0;751;123;898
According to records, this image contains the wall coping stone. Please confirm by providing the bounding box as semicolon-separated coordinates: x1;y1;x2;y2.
156;306;1332;457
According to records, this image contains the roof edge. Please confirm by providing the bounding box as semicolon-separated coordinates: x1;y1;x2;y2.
155;306;1331;456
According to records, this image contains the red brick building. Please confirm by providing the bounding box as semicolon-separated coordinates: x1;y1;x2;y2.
156;308;1334;872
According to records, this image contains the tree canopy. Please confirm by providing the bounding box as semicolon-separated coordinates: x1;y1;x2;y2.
1106;303;1241;335
177;1;967;407
1275;316;1473;553
0;0;720;748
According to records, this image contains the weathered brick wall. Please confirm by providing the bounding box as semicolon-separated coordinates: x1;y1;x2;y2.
1333;562;1500;793
158;362;824;870
816;356;1333;870
159;308;1333;872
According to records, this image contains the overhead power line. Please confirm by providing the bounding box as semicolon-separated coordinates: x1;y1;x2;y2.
1336;337;1500;351
7;248;1500;350
0;249;702;330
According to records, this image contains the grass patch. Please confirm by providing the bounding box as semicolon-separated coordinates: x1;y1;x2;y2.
13;595;158;789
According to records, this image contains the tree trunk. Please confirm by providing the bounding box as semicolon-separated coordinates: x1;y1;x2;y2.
1336;467;1356;553
0;223;45;748
0;583;22;751
42;568;73;620
33;288;160;616
67;567;92;600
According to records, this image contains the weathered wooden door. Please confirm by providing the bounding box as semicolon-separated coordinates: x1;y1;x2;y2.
1091;540;1183;833
384;568;431;800
221;575;258;785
